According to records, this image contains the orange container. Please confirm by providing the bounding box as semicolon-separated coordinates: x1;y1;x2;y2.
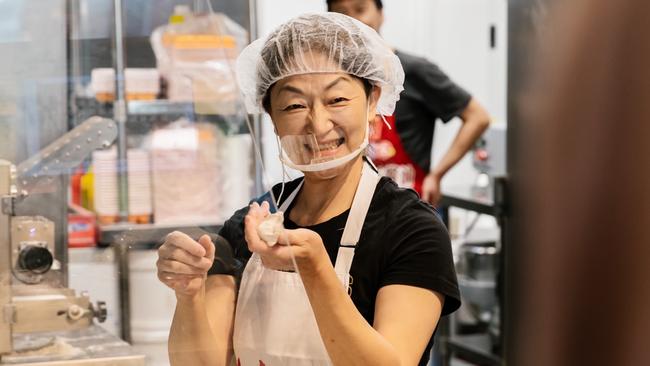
68;204;98;248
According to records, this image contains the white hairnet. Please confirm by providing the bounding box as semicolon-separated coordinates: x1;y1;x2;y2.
236;12;404;116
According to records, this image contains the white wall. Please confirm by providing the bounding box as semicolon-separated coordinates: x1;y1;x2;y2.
256;0;325;35
383;0;508;189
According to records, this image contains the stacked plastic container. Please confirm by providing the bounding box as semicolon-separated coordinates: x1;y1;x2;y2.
124;69;160;101
127;149;153;223
150;123;222;224
90;68;116;102
92;149;119;224
92;148;154;224
90;67;160;102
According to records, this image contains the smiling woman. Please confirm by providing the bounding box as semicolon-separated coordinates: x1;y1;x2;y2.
270;73;378;179
238;12;400;181
157;12;460;366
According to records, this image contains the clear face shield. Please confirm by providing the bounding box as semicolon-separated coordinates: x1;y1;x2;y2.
277;123;370;173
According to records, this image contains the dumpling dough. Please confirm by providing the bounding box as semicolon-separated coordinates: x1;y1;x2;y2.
257;212;285;246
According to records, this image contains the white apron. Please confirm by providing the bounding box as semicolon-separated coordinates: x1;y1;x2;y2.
233;161;380;366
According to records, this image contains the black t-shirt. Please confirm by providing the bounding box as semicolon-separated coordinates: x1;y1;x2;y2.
394;50;472;173
209;176;461;366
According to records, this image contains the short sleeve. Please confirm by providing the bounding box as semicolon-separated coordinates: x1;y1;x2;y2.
207;205;250;276
207;178;304;276
410;59;472;123
379;200;461;315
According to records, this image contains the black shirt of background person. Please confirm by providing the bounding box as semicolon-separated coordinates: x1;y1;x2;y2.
394;50;472;173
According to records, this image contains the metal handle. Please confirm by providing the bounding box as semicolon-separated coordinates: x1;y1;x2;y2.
15;116;118;194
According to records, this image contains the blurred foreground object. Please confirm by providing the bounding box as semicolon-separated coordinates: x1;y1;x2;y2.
516;0;650;365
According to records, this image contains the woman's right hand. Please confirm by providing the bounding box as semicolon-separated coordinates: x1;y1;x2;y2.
157;231;215;298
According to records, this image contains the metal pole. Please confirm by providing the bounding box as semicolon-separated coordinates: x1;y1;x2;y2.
113;0;130;343
194;0;203;13
0;161;13;356
60;0;75;288
67;0;82;130
248;0;265;197
116;240;131;343
248;0;258;40
437;205;451;366
113;0;129;222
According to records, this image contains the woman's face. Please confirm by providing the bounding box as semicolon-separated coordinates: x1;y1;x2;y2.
268;72;380;179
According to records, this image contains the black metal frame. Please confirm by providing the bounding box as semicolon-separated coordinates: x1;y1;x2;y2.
437;177;508;366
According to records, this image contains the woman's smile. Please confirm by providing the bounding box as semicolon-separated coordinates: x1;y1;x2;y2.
305;136;346;159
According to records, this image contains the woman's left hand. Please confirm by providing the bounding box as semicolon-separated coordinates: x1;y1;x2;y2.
244;201;330;277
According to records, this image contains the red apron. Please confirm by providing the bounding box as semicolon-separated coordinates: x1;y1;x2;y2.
370;115;427;195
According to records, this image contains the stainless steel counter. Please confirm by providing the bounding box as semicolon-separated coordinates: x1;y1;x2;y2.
1;325;144;366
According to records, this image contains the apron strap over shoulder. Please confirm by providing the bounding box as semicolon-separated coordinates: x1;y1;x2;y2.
278;180;304;212
271;160;380;291
339;162;379;246
334;162;380;290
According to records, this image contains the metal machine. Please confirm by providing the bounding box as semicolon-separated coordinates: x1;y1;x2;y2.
0;117;144;365
472;124;507;196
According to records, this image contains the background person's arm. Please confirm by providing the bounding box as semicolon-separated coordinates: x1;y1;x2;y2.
423;97;490;204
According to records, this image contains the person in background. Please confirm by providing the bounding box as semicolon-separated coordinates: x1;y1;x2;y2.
327;0;490;205
517;0;650;365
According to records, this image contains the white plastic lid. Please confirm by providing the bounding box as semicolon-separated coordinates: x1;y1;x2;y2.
124;68;160;94
173;5;192;15
91;68;115;94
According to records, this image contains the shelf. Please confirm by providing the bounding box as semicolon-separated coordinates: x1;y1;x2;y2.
127;100;197;115
444;333;502;366
76;97;206;116
75;97;236;116
126;100;239;116
98;221;223;248
72;97;249;134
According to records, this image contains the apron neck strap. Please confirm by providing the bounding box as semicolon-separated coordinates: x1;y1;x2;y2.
277;158;379;215
334;161;380;292
339;161;380;246
278;180;303;212
273;159;380;291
